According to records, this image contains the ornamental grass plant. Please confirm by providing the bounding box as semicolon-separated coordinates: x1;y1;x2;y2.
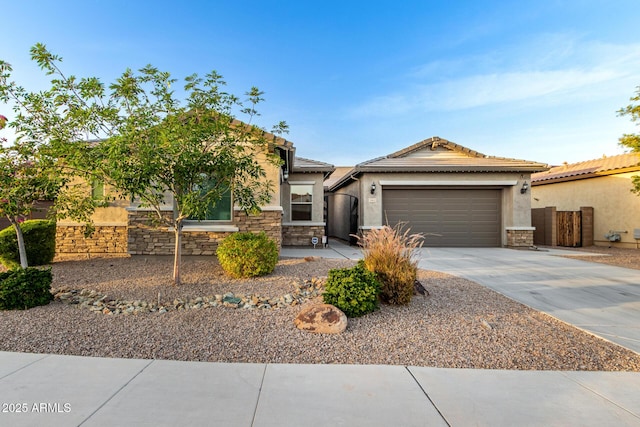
355;223;424;305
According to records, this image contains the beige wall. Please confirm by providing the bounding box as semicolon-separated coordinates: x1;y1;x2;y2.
532;172;640;248
57;181;129;226
57;145;289;253
60;147;283;227
532;173;640;248
259;150;282;207
347;172;533;245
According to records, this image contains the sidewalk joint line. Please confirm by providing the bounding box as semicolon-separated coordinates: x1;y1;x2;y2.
77;358;155;426
0;353;51;381
405;367;451;427
561;372;640;421
250;363;268;427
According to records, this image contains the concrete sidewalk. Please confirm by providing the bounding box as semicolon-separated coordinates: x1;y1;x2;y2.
1;352;640;427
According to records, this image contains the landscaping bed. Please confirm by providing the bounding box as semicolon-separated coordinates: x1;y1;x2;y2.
558;246;640;270
0;255;639;371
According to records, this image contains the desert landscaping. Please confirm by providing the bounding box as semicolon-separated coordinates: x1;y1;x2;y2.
1;248;639;371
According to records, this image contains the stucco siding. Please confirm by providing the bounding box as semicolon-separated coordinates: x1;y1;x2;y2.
281;172;326;224
532;173;640;247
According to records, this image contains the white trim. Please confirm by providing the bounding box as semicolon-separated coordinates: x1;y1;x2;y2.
126;206;173;212
282;222;326;227
233;206;283;212
288;181;316;185
378;180;517;186
128;205;283;213
359;226;384;230
171;225;239;232
505;226;535;231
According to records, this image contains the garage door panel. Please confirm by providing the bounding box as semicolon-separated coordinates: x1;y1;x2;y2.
382;188;501;247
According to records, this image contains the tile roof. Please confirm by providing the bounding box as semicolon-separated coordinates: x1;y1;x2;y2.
531;152;640;184
292;157;335;173
356;156;547;172
328;136;548;190
357;137;547;172
324;166;354;188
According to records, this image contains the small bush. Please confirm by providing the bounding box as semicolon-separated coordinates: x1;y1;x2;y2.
0;267;53;310
216;232;279;278
323;261;381;317
355;223;423;305
0;220;57;269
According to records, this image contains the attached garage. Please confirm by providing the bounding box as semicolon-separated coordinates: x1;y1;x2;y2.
327;137;549;248
382;188;502;247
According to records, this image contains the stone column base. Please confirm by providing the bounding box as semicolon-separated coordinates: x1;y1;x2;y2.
506;227;535;248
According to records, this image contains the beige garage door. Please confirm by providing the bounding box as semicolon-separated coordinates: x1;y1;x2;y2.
382;188;501;247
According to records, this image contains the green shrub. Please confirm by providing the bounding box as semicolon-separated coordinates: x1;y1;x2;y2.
0;267;53;310
322;260;381;317
216;231;279;278
356;224;423;305
0;220;57;269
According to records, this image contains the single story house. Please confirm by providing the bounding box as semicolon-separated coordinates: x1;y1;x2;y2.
327;137;548;247
56;134;334;255
531;152;640;248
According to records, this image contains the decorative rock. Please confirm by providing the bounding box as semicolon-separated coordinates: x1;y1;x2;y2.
294;304;347;334
223;295;242;305
51;276;327;316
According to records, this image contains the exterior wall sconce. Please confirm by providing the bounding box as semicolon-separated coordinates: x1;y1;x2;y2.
370;183;376;195
520;181;529;194
283;170;289;181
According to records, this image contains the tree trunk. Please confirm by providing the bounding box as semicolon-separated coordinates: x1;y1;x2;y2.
173;219;182;285
9;217;28;269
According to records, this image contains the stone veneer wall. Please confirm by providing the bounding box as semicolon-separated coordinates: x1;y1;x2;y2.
506;228;534;248
127;209;282;255
56;225;128;254
282;225;326;246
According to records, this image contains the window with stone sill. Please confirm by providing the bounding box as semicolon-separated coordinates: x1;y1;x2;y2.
186;177;232;222
290;184;313;221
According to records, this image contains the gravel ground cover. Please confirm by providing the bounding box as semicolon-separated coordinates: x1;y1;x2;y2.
0;254;639;371
557;245;640;270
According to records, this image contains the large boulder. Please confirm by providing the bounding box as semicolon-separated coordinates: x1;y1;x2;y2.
294;304;347;334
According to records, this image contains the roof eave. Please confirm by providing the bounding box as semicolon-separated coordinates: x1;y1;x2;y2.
356;165;549;173
532;166;640;185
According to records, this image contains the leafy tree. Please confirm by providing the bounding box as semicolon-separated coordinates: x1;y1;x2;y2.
0;142;61;268
0;43;287;284
1;113;59;269
0;60;106;268
618;85;640;194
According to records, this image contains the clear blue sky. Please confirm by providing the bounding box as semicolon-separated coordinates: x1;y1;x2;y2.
2;0;640;167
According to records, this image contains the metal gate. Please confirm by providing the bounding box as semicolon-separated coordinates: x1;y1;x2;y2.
325;194;358;244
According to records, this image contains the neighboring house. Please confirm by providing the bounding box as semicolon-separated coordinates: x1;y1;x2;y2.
531;153;640;248
327;137;548;247
0;200;54;231
56;135;335;255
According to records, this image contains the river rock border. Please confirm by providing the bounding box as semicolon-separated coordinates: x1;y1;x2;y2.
52;278;325;315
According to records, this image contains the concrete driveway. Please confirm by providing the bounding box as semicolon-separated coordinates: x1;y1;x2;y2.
419;247;640;354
